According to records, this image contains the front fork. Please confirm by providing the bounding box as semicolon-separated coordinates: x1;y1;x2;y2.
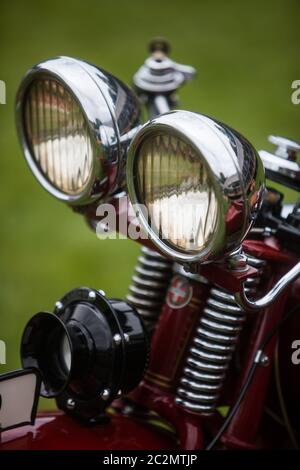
129;269;209;449
128;240;292;450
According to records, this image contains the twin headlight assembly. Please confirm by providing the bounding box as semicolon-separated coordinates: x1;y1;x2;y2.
16;57;265;419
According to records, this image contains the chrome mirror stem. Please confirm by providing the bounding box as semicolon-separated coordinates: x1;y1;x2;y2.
149;94;172;116
259;135;300;192
132;37;196;119
235;260;300;310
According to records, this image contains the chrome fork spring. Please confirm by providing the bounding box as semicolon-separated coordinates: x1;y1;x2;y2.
126;246;173;333
175;255;266;414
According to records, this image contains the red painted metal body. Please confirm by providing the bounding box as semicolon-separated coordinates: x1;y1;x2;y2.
130;277;211;449
1;233;299;450
217;240;296;449
277;277;300;430
0;411;176;450
144;276;209;390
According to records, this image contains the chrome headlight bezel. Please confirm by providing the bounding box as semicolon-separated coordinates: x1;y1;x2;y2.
127;110;265;264
16;56;140;205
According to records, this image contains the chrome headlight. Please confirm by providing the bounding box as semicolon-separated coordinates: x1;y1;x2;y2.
127;110;265;263
16;57;140;205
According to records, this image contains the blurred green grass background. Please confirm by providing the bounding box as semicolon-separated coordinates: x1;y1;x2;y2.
0;0;299;409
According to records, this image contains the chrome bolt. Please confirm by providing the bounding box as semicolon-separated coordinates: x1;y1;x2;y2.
66;398;75;410
255;350;270;367
113;334;122;346
226;249;248;272
123;405;134;415
101;389;110;401
260;353;270;367
98;289;106;296
55;301;63;311
264;227;273;237
124;333;130;343
88;291;96;301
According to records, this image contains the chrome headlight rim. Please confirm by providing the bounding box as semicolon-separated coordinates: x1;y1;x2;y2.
127;113;228;264
16;67;100;204
16;56;140;205
127;110;265;264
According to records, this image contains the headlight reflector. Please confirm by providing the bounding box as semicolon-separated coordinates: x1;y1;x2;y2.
136;132;218;252
24;78;93;196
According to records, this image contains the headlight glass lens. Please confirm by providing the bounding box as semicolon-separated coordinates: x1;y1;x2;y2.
24;78;93;195
135;133;218;252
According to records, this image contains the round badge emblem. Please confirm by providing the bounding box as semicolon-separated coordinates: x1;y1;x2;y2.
166;275;193;309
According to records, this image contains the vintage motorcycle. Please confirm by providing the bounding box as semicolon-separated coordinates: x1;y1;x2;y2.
0;39;300;450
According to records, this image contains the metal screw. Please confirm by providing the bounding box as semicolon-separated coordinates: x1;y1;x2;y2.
226;249;248;272
113;334;122;345
260;353;270;367
101;389;110;401
123;405;134;415
66;398;75;410
88;291;96;301
98;289;106;296
264;227;273;237
124;333;130;343
255;350;270;367
55;301;63;311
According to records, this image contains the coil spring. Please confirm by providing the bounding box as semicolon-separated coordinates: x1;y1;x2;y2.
175;255;266;414
126;246;173;333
